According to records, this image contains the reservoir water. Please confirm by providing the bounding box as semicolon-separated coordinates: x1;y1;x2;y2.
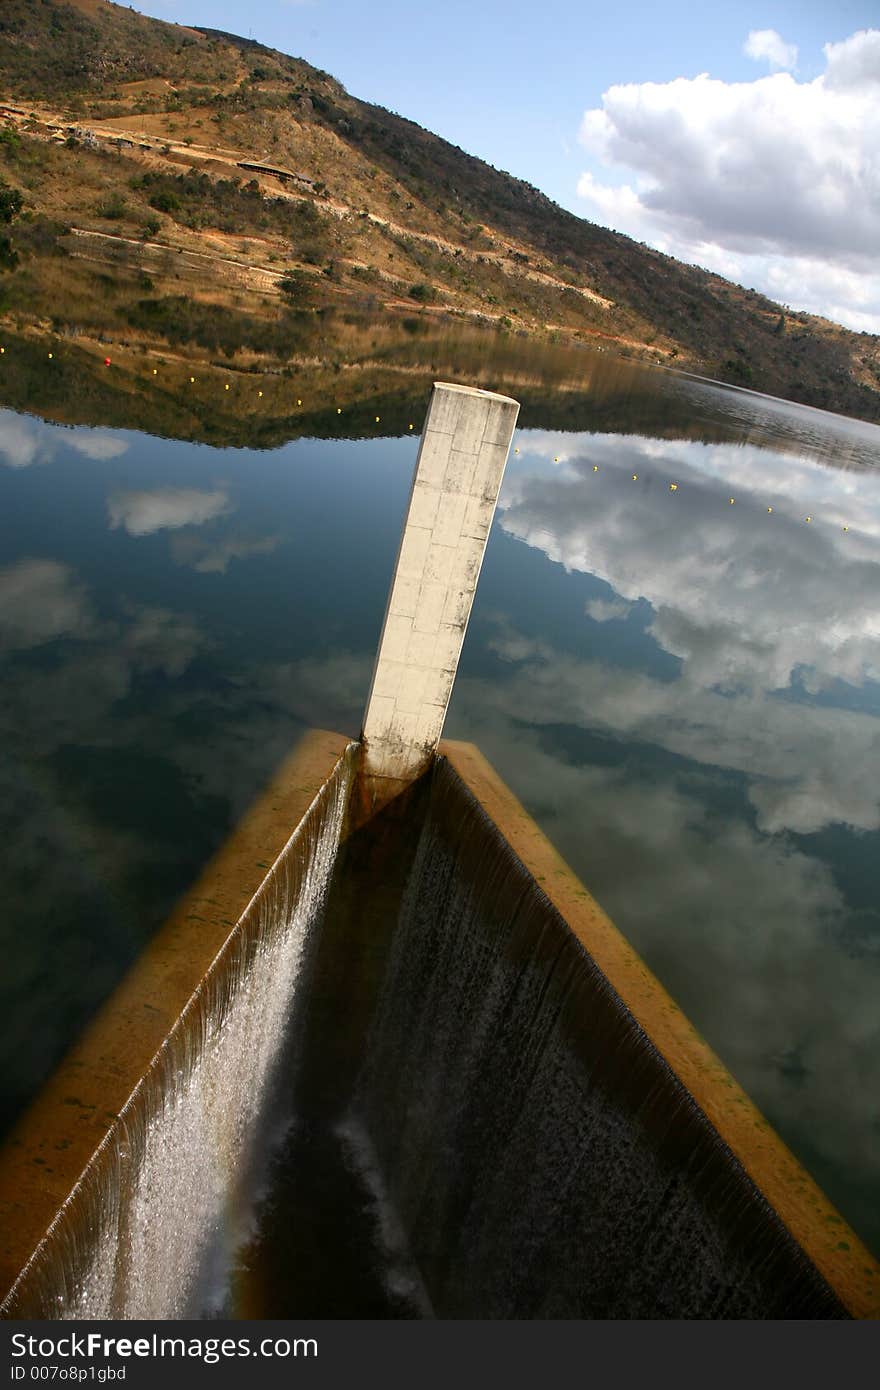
1;331;878;1286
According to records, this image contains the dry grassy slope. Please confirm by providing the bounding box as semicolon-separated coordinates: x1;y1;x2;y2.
1;0;879;421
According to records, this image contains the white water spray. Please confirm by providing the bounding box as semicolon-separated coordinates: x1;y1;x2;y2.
4;750;352;1319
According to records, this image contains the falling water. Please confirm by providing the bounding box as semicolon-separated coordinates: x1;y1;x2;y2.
2;746;354;1320
352;756;847;1319
4;743;857;1318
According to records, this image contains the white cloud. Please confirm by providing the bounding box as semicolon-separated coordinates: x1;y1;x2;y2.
0;414;53;470
744;29;798;71
170;531;280;574
823;28;880;90
121;604;208;678
67;432;129;462
0;413;128;468
496;428;880;835
108;488;232;536
0;560;100;650
576;30;880;330
0;558;209;676
585;596;632;623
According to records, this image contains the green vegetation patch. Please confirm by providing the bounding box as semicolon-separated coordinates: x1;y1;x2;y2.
130;171;336;262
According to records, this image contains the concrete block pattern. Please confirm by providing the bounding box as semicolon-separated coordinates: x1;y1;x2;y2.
424;388;461;436
380;613;412;665
363;382;519;782
482;398;516;446
396;526;431;581
414;430;453;486
443;449;477;495
433;626;463;673
452;407;487;457
407;483;442;531
462;496;493;542
433;493;469;548
389;577;420;620
472;443;510;501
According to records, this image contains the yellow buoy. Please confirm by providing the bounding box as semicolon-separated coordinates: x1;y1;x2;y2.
224;383;230;391
258;390;263;397
669;483;678;492
408;423;414;430
767;506;773;513
375;415;380;423
729;498;735;505
632;474;638;481
337;407;342;414
593;465;598;472
190;376;195;383
805;516;812;523
297;398;302;406
48;352;53;360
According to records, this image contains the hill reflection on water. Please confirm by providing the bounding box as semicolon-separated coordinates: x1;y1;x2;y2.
0;328;879;1260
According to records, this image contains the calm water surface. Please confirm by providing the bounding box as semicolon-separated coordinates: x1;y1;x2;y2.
1;347;879;1256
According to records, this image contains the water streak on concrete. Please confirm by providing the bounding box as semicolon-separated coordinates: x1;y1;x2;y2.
349;746;879;1318
0;731;352;1318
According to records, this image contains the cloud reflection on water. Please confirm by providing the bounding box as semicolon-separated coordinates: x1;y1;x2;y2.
170;530;281;574
503;432;880;702
0;410;128;470
0;559;101;651
490;428;880;834
1;400;879;1254
442;421;880;1245
108;487;232;536
443;698;880;1237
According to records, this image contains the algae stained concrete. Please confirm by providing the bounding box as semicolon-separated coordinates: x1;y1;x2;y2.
432;742;880;1319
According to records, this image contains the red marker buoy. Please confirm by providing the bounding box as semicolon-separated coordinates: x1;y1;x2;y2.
104;357;111;367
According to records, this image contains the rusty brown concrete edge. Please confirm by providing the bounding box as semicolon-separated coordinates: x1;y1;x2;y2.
439;739;880;1320
0;728;352;1312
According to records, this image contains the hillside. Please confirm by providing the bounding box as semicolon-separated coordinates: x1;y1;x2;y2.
1;0;879;422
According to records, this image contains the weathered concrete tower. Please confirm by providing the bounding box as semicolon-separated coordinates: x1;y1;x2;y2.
361;382;519;797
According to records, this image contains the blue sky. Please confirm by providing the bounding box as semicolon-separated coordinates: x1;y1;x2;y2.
135;2;880;330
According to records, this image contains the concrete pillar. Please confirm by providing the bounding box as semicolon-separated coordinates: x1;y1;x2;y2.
361;382;519;788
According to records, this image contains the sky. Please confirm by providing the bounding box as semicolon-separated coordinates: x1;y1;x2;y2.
134;2;880;333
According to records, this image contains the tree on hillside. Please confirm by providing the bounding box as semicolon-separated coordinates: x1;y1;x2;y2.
279;270;311;306
0;177;23;271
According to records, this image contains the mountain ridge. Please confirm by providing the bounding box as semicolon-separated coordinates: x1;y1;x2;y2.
1;0;878;422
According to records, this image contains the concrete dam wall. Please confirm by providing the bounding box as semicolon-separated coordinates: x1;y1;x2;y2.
2;738;877;1317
